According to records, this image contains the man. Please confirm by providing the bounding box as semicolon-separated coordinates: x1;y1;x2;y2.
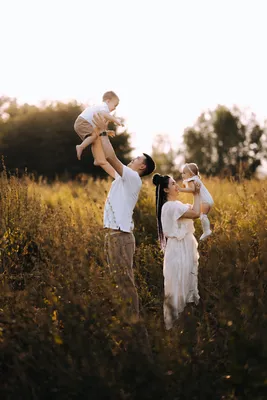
92;113;156;320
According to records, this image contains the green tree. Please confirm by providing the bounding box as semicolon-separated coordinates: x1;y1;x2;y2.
0;98;133;179
183;106;266;178
151;134;180;178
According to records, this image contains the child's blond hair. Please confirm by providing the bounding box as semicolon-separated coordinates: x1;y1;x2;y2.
102;91;119;102
185;163;200;177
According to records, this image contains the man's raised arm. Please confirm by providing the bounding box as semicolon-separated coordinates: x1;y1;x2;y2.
93;113;124;176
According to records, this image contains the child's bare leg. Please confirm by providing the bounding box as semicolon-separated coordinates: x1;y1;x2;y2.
74;118;95;160
200;203;212;241
76;134;97;160
92;137;114;175
201;203;211;215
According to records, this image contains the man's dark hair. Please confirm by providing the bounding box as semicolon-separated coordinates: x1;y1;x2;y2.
142;153;156;177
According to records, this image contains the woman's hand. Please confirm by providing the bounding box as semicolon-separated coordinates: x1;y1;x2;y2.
194;182;201;194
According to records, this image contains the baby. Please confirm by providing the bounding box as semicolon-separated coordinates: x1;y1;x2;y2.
74;91;123;163
179;163;214;240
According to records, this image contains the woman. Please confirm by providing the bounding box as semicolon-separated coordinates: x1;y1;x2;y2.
152;173;201;330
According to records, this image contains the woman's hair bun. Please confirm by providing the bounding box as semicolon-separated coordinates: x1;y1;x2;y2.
152;173;162;186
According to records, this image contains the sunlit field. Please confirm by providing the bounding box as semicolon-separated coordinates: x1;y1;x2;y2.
0;171;267;400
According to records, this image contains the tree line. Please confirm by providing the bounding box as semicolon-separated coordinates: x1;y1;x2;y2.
0;96;266;179
0;97;132;180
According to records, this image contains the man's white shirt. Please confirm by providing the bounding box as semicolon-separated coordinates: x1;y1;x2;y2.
104;165;142;232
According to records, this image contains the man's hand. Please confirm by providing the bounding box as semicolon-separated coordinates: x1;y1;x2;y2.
92;113;108;132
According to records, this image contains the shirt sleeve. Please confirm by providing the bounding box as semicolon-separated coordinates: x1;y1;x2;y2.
172;201;190;220
114;171;120;180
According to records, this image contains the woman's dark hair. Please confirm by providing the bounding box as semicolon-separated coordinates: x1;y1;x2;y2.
152;173;171;250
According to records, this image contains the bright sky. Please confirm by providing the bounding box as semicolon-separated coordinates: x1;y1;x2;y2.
1;0;267;155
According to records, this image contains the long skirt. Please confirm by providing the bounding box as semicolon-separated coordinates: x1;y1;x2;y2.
163;233;200;330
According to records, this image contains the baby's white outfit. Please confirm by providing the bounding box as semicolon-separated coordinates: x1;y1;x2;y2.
79;102;110;128
183;175;214;206
183;175;214;240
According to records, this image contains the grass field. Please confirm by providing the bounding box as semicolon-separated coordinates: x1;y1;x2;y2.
0;171;267;400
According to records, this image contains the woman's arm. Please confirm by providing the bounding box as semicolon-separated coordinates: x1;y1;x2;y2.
178;181;196;193
182;193;201;219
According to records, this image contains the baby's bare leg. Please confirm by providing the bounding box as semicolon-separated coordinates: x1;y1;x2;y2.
76;133;97;160
201;203;211;215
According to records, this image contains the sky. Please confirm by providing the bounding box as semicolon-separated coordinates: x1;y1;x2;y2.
1;0;267;156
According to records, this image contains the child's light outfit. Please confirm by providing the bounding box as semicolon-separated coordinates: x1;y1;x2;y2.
74;102;110;141
183;175;214;240
183;175;214;206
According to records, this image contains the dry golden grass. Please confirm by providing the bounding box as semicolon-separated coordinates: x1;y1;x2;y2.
0;172;267;400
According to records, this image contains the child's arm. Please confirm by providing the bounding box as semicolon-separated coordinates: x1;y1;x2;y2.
98;111;124;127
177;181;196;193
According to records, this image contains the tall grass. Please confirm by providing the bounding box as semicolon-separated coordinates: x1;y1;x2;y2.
0;171;267;399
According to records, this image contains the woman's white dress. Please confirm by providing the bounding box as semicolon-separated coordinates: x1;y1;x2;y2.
161;200;200;330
